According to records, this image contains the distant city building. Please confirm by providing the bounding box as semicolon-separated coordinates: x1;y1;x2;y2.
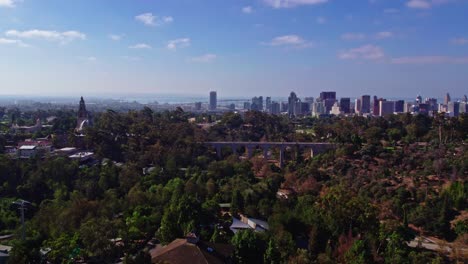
266;97;272;112
330;102;342;116
288;92;299;117
404;102;413;113
448;102;460;117
281;102;289;113
361;95;371;114
463;95;468;103
379;101;395;116
416;94;422;104
293;101;310;116
244;102;251;110
320;91;336;113
444;93;451;105
304;97;314;105
373;97;387;116
320;91;336;100
194;102;202;111
460;102;468;113
251;96;264;111
415;103;429;115
228;103;236;110
75;97;92;133
312;101;326;117
425;98;438;112
209;91;217;110
438;103;447;113
373;96;380;116
355;99;362;114
394;100;404;113
271;101;280;115
339;98;351;114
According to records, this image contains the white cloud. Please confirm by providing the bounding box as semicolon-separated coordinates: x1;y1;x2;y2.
265;35;313;48
242;6;254;14
129;43;152;49
407;0;431;9
0;37;28;47
135;13;173;26
451;37;468;45
316;16;326;24
391;56;468;64
263;0;328;8
339;45;385;60
109;34;124;41
406;0;453;9
341;33;366;41
167;38;191;50
0;0;17;8
5;29;86;44
190;54;217;63
375;31;393;39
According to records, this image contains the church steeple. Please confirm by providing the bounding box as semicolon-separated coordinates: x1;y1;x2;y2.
78;96;88;118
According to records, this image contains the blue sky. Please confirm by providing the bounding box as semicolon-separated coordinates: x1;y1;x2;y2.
0;0;467;98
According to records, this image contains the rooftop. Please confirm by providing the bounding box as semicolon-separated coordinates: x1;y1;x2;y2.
19;145;37;150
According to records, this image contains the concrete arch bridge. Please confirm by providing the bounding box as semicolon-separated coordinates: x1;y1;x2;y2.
205;141;336;167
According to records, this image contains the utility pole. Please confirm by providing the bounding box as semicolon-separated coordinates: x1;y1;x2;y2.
12;200;31;241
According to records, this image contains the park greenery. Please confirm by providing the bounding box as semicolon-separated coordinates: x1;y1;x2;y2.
0;108;467;263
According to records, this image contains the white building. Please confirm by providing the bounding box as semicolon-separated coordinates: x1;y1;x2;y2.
18;145;37;159
330;102;342;116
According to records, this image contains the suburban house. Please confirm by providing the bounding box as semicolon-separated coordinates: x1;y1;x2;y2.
150;234;233;264
229;214;269;234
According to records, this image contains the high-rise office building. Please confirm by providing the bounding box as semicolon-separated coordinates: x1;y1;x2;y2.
373;96;385;116
459;102;468;113
304;97;314;104
244;102;251;110
394;100;404;113
312;101;326;117
417;103;430;115
448;102;460;117
281;102;288;113
340;98;351;114
271;101;280;115
416;95;422;104
288;92;299;117
444;93;451;105
320;91;336;100
293;101;310;116
251;96;264;111
379;101;395;116
425;98;438;112
361;95;371;114
463;95;468;103
404;102;413;113
320;91;336;113
194;102;202;111
266;97;272;113
355;99;362;114
209;91;217;110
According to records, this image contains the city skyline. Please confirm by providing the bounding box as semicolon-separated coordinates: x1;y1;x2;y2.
1;0;468;97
